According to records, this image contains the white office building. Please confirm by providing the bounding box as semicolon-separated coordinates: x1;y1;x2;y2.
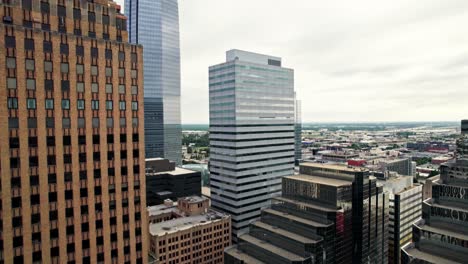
208;50;296;238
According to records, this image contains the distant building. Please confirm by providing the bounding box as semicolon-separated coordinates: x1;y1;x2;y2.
379;175;422;264
321;151;359;163
380;158;415;176
225;163;389;264
148;196;231;263
146;158;201;206
125;0;182;164
402;120;468;263
209;50;296;239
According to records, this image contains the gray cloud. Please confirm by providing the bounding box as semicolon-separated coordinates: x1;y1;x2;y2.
116;0;468;123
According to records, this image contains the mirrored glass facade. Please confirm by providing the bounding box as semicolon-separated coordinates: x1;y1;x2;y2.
225;163;389;264
125;0;182;164
402;120;468;264
209;50;296;239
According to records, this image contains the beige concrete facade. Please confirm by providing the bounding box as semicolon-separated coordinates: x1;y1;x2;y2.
0;0;147;263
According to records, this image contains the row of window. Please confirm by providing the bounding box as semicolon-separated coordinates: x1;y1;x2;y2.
6;57;137;77
7;98;138;110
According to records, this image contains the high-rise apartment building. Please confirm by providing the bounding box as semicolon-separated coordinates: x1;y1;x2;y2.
125;0;182;164
379;174;422;264
225;163;389;264
209;50;296;239
0;1;147;263
402;120;468;264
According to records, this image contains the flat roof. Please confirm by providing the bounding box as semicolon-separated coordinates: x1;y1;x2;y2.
273;197;338;213
419;223;468;241
179;196;207;204
239;234;305;261
301;162;368;173
285;174;352;187
263;208;332;228
224;247;266;264
147;203;177;217
149;210;228;236
402;247;461;264
252;221;322;244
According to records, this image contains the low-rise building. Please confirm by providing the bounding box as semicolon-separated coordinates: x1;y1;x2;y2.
321;151;359;163
148;196;231;264
146;158;201;205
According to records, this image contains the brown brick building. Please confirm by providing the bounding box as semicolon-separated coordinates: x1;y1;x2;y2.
0;0;147;263
148;196;231;264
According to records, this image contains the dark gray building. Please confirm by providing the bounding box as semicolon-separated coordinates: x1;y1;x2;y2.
146;158;201;206
402;120;468;264
225;163;389;264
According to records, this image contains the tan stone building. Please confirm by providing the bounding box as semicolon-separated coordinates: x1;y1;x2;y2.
148;196;231;264
0;0;147;263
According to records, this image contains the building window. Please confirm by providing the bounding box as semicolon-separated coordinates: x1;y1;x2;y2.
62;99;70;109
119;101;125;110
107;118;113;128
63;118;71;128
77;82;84;92
92;118;99;128
76;64;84;74
27;98;36;109
91;66;98;76
6;57;16;68
45;99;54;109
44;61;53;72
7;78;17;89
92;100;99;110
26;79;35;90
105;84;112;93
77;100;85;110
131;101;138;110
119;85;125;94
26;59;35;71
60;63;69;73
106;100;113;110
105;67;112;76
92;83;98;93
7;97;18;109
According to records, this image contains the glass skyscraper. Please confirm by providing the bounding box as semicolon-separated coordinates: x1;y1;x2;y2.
125;0;182;164
402;120;468;264
225;163;389;264
209;50;296;239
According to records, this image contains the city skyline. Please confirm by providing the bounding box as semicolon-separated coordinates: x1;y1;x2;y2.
116;0;468;123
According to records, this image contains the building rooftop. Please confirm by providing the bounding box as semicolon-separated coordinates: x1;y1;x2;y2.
252;221;322;244
239;234;306;262
263;208;332;228
148;167;196;176
149;210;228;236
301;162;368;173
273;197;338;213
147;203;178;217
224;247;266;264
402;246;461;264
179;196;207;204
285;174;352;187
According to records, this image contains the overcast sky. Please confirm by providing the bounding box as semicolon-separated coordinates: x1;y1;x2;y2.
118;0;468;123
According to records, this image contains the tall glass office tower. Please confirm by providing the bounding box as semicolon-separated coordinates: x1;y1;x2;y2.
209;50;296;239
125;0;182;164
